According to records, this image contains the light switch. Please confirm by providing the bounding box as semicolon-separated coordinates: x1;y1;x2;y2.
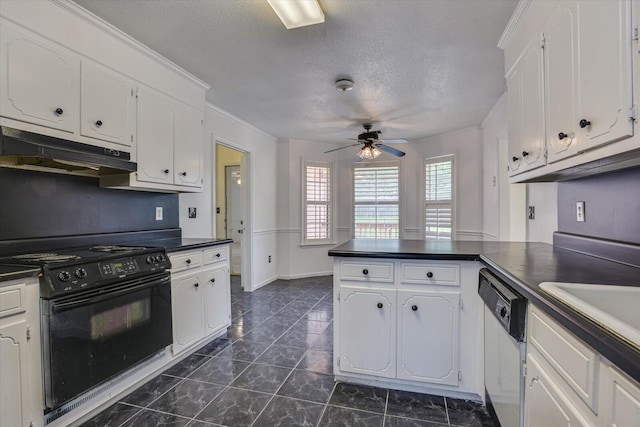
155;207;163;221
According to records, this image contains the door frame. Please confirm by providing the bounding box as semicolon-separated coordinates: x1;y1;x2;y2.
213;136;252;291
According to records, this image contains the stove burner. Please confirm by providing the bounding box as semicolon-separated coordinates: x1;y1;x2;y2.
13;253;82;262
90;245;147;253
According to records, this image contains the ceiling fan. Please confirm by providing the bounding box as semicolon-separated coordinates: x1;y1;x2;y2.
324;123;409;162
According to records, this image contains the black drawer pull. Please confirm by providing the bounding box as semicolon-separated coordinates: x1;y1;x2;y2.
210;278;216;283
55;107;64;115
216;253;221;258
412;305;418;311
579;119;591;128
95;120;103;127
426;272;433;278
186;259;191;265
362;269;369;275
194;282;199;288
377;302;383;309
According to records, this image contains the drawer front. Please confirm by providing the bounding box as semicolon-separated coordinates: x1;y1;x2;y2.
169;250;203;273
400;263;460;286
529;308;599;410
340;261;394;283
0;284;26;318
203;246;229;265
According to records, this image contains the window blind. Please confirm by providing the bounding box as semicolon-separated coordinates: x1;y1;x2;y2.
353;165;399;239
425;157;454;240
304;162;332;242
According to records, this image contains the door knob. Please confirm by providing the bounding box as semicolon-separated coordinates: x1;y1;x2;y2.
362;269;369;275
194;282;199;288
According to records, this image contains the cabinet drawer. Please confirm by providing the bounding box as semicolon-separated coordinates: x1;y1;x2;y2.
339;261;394;283
203;246;229;265
400;263;459;286
169;251;203;273
0;284;26;318
529;307;599;411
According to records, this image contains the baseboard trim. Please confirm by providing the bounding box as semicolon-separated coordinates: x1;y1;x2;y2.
276;271;333;280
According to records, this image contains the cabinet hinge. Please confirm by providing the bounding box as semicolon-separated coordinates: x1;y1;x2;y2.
540;34;545;49
633;26;638;43
337;357;340;368
131;89;134;97
459;298;463;310
458;371;462;382
543;148;548;159
26;326;31;341
629;106;636;122
523;363;527;378
337;293;340;302
130;134;134;142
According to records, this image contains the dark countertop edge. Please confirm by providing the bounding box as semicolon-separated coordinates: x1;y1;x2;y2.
164;239;233;253
326;250;480;262
480;255;640;385
0;266;41;283
328;245;640;384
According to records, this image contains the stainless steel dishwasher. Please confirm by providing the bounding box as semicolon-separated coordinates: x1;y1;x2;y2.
479;268;527;427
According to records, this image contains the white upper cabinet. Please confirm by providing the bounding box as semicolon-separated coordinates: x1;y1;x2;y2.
546;0;633;163
0;21;78;133
80;61;136;146
174;103;204;187
507;37;546;176
136;86;174;184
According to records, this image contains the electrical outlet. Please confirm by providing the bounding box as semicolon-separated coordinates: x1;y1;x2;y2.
268;255;272;263
576;201;585;222
155;207;163;221
528;206;535;220
188;207;197;218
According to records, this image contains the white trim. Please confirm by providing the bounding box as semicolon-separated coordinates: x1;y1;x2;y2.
423;154;456;240
456;230;485;239
253;229;278;236
277;271;333;280
482;232;499;241
414;125;481;144
497;0;533;49
51;0;210;89
252;275;279;292
403;228;421;232
301;159;334;245
336;227;350;232
206;102;277;140
278;228;301;234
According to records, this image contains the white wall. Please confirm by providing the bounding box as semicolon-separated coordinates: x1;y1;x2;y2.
526;183;557;244
180;103;278;290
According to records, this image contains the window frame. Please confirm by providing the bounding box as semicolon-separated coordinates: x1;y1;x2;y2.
352;160;402;240
423;154;456;240
301;159;335;246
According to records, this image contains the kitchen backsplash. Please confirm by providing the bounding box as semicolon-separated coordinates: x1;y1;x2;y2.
557;165;640;245
0;169;179;240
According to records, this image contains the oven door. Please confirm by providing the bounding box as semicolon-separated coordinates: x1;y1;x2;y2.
41;272;172;412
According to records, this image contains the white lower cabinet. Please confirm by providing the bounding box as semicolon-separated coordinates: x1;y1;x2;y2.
334;258;475;395
525;352;593;427
397;290;460;385
169;246;231;355
601;364;640;427
339;286;396;378
0;279;43;427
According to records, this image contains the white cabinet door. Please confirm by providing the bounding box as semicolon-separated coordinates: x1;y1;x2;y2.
524;353;593;427
80;61;136;146
545;1;579;163
174;103;204;188
0;21;78;133
602;366;640;427
397;290;460;385
507;39;546;176
575;0;633;151
172;274;205;355
339;286;396;378
0;320;30;427
202;266;231;336
136;86;174;184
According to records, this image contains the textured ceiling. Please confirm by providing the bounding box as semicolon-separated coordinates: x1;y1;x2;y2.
75;0;517;143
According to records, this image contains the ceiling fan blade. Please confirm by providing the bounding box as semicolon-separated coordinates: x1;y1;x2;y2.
380;138;410;144
324;143;361;154
377;144;406;157
354;155;364;162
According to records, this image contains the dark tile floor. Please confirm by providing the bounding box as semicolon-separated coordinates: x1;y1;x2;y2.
82;276;494;427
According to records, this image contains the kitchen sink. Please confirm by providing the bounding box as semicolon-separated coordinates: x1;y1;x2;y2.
539;282;640;349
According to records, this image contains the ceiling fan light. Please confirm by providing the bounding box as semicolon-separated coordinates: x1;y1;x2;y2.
358;146;375;160
267;0;325;29
372;147;382;158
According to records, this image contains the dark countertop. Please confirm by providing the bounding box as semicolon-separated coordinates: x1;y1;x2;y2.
135;238;233;253
329;239;640;383
0;264;41;284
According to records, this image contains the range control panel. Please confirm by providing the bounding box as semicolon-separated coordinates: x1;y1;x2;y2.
99;258;139;278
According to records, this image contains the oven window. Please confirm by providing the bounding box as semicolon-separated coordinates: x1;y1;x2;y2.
90;298;151;340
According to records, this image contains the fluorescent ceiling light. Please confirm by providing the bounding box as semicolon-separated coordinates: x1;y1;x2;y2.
267;0;325;29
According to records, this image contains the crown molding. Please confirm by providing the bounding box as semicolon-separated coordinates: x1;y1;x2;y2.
54;0;210;90
497;0;532;50
206;102;277;141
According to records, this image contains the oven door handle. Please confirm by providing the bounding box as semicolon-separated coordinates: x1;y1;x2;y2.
50;274;170;313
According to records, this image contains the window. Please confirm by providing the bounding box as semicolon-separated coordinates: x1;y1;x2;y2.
424;155;454;240
353;163;400;239
303;161;332;244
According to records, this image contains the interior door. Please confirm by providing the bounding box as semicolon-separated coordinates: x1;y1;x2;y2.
225;165;243;276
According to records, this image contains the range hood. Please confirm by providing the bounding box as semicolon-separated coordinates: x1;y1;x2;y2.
0;126;137;177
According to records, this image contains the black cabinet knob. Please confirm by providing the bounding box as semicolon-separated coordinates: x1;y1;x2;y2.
95;120;103;127
500;307;507;318
186;259;191;265
512;156;519;162
558;132;568;140
411;305;418;311
362;269;369;275
377;302;383;309
426;271;433;278
163;169;170;174
210;278;216;283
216;253;221;258
194;282;199;288
180;172;187;177
522;151;529;157
579;119;591;128
54;107;64;115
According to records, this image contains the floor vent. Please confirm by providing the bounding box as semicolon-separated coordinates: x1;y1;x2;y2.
44;352;164;425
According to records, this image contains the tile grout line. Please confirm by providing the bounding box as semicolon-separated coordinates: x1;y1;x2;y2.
315;381;339;427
